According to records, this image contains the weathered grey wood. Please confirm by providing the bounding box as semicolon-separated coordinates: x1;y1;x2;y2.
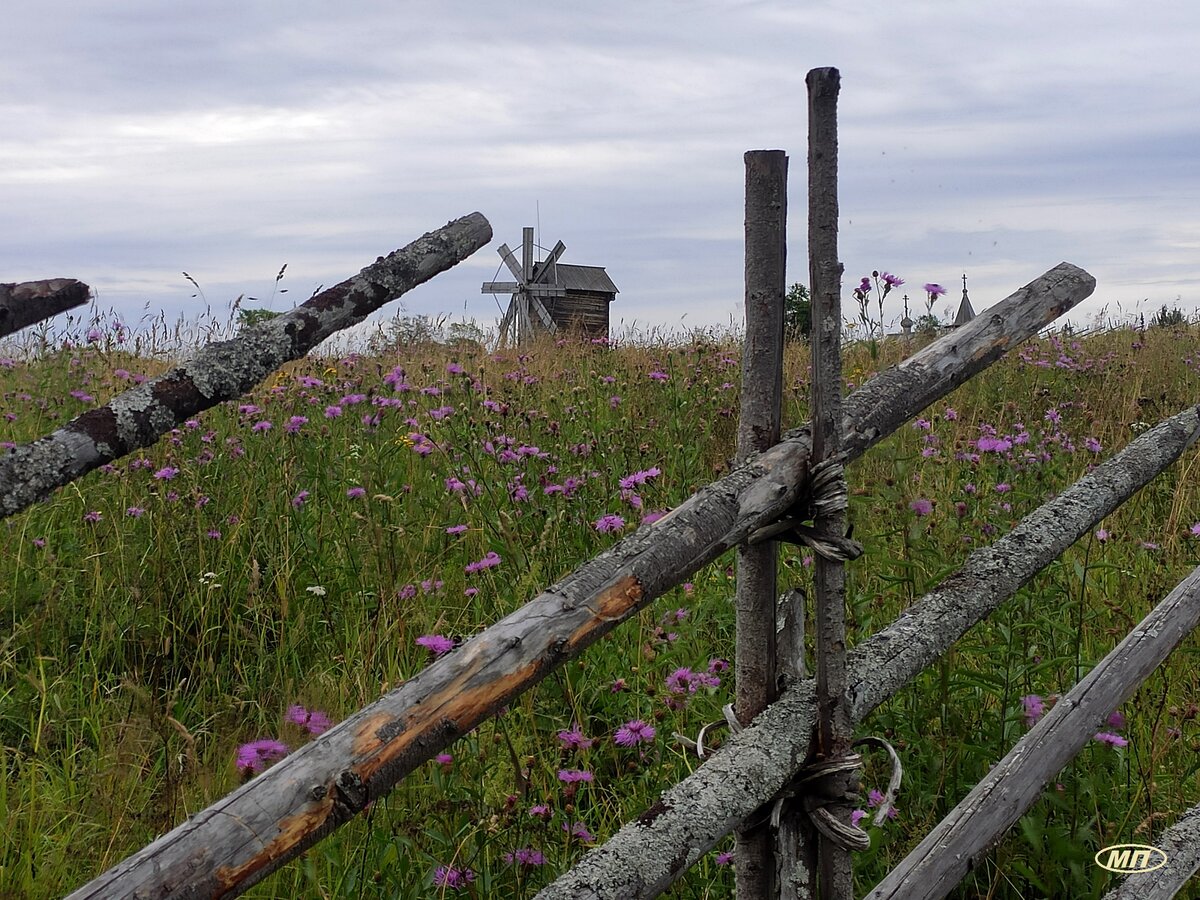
529;293;559;331
481;281;566;296
532;240;567;281
777;588;817;900
535;402;1199;900
497;242;524;280
67;263;1093;900
1105;802;1200;899
806;66;854;900
0;213;492;520
0;278;91;338
865;565;1200;900
735;148;788;899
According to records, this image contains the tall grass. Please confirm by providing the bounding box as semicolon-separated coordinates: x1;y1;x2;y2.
1;319;1199;898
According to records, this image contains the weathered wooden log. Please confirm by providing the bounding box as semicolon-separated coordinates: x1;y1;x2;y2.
734;148;788;899
0;213;491;520
67;263;1094;899
865;565;1200;900
1105;801;1200;899
536;403;1200;899
0;278;91;339
806;66;854;900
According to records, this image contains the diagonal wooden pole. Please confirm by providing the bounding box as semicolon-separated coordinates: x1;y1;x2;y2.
734;148;789;898
806;65;855;900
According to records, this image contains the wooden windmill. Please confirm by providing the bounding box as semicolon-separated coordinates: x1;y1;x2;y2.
482;227;618;346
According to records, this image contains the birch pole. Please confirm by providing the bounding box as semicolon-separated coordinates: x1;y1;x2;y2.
806;66;855;900
735;149;789;898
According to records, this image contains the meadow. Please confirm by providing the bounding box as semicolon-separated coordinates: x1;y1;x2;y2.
2;310;1199;899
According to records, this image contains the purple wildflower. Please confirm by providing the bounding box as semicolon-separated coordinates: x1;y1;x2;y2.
1022;694;1045;727
153;466;179;480
595;514;626;533
1094;732;1129;748
432;866;475;890
236;738;290;773
556;769;594;784
909;498;933;517
416;634;455;657
285;705;333;735
614;719;656;747
715;850;734;865
557;724;595;750
346;487;366;499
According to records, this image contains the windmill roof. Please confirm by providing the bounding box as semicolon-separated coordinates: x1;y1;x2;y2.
534;262;618;294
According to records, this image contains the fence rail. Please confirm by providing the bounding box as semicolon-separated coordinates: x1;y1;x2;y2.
54;261;1094;898
6;119;1194;898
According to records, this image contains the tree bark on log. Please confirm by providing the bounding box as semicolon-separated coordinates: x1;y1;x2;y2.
535;404;1200;900
865;565;1200;900
0;214;492;520
734;148;788;900
0;278;91;339
805;66;854;900
1104;802;1200;900
66;264;1094;900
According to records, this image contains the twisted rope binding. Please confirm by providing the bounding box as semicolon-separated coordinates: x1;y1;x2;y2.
747;457;864;561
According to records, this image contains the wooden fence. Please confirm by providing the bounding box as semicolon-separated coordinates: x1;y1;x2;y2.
3;77;1199;899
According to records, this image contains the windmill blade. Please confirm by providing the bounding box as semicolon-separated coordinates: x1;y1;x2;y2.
516;293;534;344
498;296;517;346
532;241;566;284
529;294;558;331
497;244;525;282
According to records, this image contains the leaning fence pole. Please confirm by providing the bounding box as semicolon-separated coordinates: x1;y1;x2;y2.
535;403;1199;900
806;65;855;900
734;148;788;899
864;565;1200;900
0;278;91;339
68;263;1095;900
0;213;493;520
1105;801;1200;900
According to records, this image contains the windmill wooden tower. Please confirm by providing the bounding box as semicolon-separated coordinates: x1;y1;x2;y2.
482;227;618;346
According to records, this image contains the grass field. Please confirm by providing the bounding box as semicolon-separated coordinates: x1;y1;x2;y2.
2;315;1199;898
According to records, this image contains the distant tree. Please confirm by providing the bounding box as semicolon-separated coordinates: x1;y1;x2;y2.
914;313;942;336
1150;304;1187;329
237;308;283;329
784;282;811;342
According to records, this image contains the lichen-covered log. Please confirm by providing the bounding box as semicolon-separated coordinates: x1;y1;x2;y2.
536;404;1200;900
1105;802;1200;900
0;278;91;338
66;263;1093;899
866;565;1200;900
0;214;491;519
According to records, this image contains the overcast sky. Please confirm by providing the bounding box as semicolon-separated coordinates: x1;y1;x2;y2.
3;0;1198;343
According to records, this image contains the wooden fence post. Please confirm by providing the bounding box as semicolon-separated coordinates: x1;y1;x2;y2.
735;148;788;899
806;65;855;900
536;401;1197;900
